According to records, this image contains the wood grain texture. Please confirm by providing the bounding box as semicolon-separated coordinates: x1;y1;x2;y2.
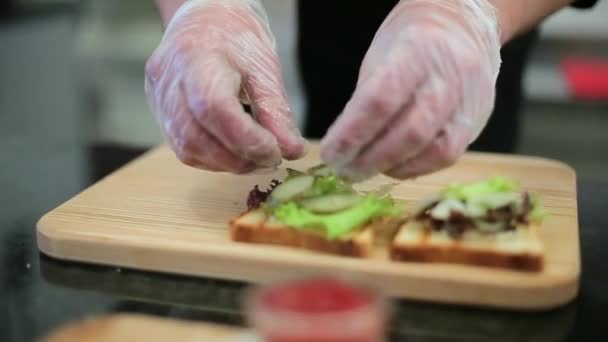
37;144;580;310
42;314;244;342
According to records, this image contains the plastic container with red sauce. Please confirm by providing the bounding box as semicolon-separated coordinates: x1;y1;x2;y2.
245;277;388;342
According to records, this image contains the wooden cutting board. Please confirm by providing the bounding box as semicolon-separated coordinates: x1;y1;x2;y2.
37;144;580;310
43;314;247;342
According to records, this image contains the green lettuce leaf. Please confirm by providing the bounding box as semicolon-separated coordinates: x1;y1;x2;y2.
443;176;519;200
529;194;547;222
274;196;403;239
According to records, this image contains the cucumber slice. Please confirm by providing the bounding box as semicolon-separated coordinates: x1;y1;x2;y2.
269;175;314;203
365;182;398;198
307;164;332;176
300;193;362;213
286;168;305;179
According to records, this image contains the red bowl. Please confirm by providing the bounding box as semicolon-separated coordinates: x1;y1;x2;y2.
245;277;389;342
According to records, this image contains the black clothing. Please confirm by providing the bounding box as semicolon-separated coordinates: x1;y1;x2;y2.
297;0;597;153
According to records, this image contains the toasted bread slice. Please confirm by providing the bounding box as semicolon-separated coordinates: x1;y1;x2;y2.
390;220;544;271
230;210;374;257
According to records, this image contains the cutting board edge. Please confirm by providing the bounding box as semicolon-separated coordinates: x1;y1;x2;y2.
36;221;580;311
42;313;243;342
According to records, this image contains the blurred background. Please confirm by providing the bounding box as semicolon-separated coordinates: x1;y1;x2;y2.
1;0;607;203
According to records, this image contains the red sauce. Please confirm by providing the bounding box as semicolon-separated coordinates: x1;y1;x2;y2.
261;278;373;313
251;278;385;342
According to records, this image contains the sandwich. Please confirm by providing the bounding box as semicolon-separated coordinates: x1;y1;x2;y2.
230;166;404;257
390;177;547;271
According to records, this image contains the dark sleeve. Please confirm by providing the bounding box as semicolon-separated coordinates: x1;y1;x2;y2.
571;0;598;8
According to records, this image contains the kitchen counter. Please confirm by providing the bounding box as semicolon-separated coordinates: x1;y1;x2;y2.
2;143;607;341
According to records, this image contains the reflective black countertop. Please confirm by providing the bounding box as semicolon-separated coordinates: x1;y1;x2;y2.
2;143;607;341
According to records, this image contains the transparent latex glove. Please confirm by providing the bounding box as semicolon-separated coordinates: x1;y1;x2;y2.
321;0;501;180
145;0;306;173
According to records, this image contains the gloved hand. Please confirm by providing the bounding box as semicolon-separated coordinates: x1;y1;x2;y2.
321;0;502;180
145;0;306;173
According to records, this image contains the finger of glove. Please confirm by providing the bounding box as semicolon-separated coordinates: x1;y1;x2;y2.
183;59;282;168
320;52;423;169
152;78;256;173
385;118;473;179
237;37;307;161
341;74;458;179
173;121;257;174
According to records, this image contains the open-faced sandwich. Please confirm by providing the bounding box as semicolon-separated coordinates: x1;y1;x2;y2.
230;166;404;257
390;177;547;271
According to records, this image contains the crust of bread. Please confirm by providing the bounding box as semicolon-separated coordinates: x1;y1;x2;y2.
390;220;544;272
229;210;374;257
390;243;543;271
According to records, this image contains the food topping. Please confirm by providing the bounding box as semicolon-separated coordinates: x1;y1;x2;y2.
300;193;362;213
247;165;403;239
416;177;545;239
247;179;281;210
275;196;402;239
269;175;315;203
